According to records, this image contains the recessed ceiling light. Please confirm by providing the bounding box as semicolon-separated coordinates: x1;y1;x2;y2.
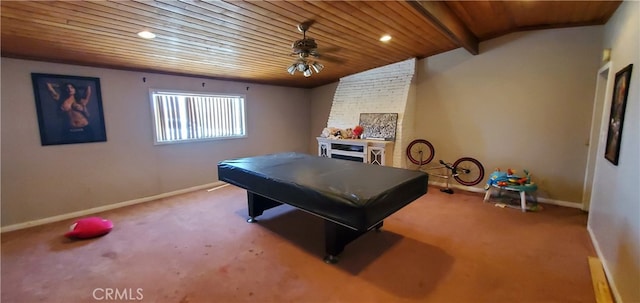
137;31;156;39
380;35;392;42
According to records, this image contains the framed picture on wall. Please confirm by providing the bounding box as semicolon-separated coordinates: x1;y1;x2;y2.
31;73;107;145
604;64;633;165
358;113;398;141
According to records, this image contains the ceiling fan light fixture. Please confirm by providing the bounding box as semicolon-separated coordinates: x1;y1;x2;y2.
303;69;312;77
287;64;297;75
287;21;335;77
297;62;307;72
311;62;324;73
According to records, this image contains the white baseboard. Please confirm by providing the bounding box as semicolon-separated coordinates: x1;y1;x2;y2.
0;181;228;233
588;225;622;303
428;180;582;209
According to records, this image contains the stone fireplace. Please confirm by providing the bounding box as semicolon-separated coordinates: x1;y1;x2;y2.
323;58;417;168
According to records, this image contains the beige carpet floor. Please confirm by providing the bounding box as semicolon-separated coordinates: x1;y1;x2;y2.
1;184;596;303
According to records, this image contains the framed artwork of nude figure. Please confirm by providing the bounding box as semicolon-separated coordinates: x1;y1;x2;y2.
31;73;107;145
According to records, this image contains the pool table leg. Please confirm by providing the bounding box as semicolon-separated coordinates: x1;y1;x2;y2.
246;192;282;223
323;220;383;264
374;221;384;232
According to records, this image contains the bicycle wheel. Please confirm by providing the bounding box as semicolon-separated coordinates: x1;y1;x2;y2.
406;139;435;165
453;157;485;186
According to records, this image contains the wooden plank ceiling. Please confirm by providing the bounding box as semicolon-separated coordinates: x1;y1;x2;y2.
1;1;621;88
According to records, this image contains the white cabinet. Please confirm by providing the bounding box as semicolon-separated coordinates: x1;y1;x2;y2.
316;137;394;166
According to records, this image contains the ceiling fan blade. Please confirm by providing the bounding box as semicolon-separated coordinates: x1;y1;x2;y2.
317;46;342;53
314;54;345;64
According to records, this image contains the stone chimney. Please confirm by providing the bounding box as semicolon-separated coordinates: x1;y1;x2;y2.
326;58;417;168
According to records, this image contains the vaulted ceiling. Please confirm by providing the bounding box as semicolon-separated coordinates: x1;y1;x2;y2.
1;1;621;88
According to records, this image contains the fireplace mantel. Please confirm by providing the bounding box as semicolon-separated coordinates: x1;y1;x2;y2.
316;137;394;166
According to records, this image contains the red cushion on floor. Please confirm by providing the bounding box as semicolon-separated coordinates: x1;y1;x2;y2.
64;217;113;239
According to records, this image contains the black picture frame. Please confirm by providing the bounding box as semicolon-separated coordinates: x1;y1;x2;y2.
31;73;107;145
604;64;633;165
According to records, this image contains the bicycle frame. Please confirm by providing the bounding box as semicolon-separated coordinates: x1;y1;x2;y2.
419;160;458;194
406;139;485;193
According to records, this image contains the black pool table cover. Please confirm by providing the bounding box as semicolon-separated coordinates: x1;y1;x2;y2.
217;152;429;231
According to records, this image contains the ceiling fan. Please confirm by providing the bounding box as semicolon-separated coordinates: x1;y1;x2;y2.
287;20;340;77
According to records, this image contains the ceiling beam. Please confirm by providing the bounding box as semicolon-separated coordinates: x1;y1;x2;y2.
408;0;479;55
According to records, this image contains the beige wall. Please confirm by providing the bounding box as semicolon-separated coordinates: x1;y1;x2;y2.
309;82;338;154
415;26;603;203
589;2;640;302
1;58;310;227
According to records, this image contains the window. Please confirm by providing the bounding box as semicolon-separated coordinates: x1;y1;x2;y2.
150;90;246;144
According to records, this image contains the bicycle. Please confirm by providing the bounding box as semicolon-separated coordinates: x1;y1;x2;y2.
406;139;485;194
